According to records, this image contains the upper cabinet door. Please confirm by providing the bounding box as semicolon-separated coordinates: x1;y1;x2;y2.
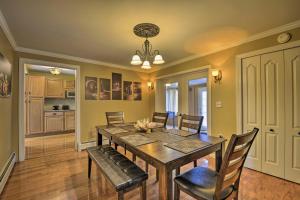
45;78;65;98
242;55;262;171
28;76;45;97
261;51;285;178
284;47;300;184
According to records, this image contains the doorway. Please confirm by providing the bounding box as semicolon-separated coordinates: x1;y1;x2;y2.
19;58;81;161
188;78;208;133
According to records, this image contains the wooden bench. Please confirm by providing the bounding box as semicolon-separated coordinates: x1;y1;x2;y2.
87;145;148;200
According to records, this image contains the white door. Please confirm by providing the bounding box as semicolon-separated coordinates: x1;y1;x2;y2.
284;47;300;184
261;51;285;178
242;56;262;170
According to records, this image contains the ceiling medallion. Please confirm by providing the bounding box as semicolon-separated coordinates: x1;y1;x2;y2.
131;23;164;69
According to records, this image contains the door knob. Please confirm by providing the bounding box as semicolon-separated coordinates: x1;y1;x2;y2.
269;129;274;132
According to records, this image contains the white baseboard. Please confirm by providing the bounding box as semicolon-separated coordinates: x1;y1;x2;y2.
78;139;109;150
0;152;16;194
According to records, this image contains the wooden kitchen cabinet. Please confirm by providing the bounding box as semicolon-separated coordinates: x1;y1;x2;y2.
44;112;64;132
28;97;44;134
64;80;75;90
45;78;65;98
28;76;45;97
64;111;75;130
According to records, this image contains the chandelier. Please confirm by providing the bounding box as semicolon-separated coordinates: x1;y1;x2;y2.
131;23;164;69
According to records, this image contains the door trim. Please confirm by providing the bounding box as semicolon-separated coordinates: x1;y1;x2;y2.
18;58;81;161
235;40;300;134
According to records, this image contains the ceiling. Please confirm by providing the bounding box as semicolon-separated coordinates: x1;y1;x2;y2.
1;0;300;72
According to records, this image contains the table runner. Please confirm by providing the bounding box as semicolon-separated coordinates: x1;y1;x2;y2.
104;127;128;134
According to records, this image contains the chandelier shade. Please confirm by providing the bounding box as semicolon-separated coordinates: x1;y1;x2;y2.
131;23;165;69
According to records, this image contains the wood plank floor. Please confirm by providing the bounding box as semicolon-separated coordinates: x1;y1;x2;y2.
1;134;299;200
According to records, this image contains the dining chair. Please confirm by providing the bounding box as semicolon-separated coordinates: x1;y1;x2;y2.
174;128;259;200
179;114;204;169
105;112;126;153
152;112;169;128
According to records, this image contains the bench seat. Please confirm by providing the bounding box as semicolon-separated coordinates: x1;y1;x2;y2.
87;145;148;199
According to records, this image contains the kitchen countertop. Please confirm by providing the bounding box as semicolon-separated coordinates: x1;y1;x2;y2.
44;110;75;112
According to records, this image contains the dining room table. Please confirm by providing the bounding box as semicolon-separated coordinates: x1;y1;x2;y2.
96;124;226;200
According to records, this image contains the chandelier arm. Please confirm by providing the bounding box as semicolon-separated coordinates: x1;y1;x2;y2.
153;50;160;56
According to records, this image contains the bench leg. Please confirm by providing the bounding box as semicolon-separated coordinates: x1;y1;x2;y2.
118;191;124;200
176;167;180;175
156;168;159;181
194;160;197;167
145;162;149;172
88;156;92;178
140;181;147;200
132;154;136;162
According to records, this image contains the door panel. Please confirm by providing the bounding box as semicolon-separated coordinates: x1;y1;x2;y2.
284;47;300;183
242;56;262;170
261;51;284;178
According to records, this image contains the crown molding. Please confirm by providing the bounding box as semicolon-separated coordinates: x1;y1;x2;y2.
0;9;17;49
15;46;146;73
153;19;300;72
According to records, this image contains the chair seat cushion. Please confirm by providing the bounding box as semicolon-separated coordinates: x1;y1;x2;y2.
174;167;233;200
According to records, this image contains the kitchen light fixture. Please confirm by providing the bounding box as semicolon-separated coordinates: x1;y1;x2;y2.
50;67;61;75
212;69;222;83
131;23;165;69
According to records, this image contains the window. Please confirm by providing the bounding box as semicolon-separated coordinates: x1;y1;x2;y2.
165;82;178;114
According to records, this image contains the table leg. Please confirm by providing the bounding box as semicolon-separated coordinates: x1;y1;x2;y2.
97;129;103;146
88;156;92;178
215;141;225;172
159;165;173;200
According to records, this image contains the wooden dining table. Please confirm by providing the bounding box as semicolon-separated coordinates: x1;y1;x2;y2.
96;124;226;200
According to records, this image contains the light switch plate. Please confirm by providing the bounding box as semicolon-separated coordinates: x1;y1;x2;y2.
216;101;222;108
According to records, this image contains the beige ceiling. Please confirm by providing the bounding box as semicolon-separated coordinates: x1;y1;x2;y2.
1;0;300;71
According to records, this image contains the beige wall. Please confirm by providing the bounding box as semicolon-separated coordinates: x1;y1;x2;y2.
151;27;300;141
0;27;14;169
12;52;151;156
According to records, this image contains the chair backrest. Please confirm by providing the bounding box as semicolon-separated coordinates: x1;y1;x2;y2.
105;112;125;126
179;114;204;134
152;112;169;128
215;128;259;199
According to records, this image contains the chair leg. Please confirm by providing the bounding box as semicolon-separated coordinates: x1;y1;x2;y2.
193;160;197;167
174;182;180;200
176;167;180;175
145;162;149;172
132;154;136;162
156;168;159;181
88;156;92;178
109;140;111;146
115;143;118;150
117;191;124;200
124;145;127;155
140;181;147;200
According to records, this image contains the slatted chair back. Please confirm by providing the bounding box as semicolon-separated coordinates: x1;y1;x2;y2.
105;112;125;126
152;112;169;128
179;114;204;134
215;128;259;199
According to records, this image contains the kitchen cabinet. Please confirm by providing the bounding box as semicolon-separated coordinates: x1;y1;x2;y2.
64;80;75;90
28;97;44;134
64;111;75;130
44;112;64;132
45;78;65;98
28;76;45;97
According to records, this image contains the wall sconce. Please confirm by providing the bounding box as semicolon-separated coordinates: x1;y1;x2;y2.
212;69;222;83
147;81;154;90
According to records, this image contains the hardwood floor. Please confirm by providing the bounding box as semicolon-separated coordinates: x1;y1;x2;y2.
1;134;299;200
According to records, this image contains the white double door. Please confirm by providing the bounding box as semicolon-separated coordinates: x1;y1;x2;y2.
242;47;300;183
